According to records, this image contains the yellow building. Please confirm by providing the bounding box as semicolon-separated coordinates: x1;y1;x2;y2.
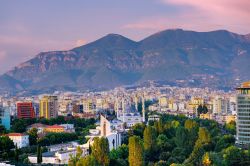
199;113;211;120
225;115;235;124
159;96;168;107
40;96;58;119
83;99;94;112
168;99;174;109
188;97;204;110
44;125;65;133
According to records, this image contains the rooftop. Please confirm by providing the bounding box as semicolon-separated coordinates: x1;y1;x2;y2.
241;81;250;88
7;133;27;137
237;81;250;89
46;125;64;129
28;123;48;128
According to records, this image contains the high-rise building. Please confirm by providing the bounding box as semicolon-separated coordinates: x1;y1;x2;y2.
17;102;35;119
212;96;229;114
39;96;58;119
236;81;250;145
82;99;95;113
0;104;11;130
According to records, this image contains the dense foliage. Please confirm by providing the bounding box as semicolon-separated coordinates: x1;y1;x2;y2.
124;114;250;166
72;114;249;166
69;137;109;166
11;116;96;133
0;116;96;164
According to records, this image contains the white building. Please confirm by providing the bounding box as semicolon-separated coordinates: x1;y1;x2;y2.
85;115;122;150
7;133;29;148
148;114;160;121
117;113;142;127
115;98;143;127
59;124;75;133
212;96;229;114
28;143;88;164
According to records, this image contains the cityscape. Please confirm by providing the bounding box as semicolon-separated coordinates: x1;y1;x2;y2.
1;0;250;166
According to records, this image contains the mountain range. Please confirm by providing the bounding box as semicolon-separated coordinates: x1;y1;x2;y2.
1;29;250;94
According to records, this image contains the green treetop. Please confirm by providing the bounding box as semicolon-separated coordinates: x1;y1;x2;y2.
129;136;144;166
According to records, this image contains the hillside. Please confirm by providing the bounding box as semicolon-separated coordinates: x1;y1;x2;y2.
1;29;250;94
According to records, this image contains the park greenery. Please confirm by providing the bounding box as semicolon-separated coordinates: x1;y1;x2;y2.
0;116;96;164
0;112;248;165
68;114;250;166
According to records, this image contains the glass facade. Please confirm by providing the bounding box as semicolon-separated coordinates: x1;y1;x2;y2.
0;106;11;130
237;88;250;144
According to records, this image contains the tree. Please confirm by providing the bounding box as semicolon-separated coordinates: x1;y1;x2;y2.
197;127;211;145
128;136;144;166
129;123;145;138
184;119;198;130
143;126;156;151
154;119;164;134
28;128;38;145
92;137;110;166
0;136;14;152
0;125;7;134
110;144;129;166
14;144;19;162
184;128;211;165
155;160;168;166
222;146;246;166
37;145;42;164
69;146;83;166
197;105;208;115
110;144;129;160
171;120;180;128
175;127;188;148
224;121;236;135
156;134;173;152
214;134;235;152
78;155;98;166
202;152;211;166
11;119;27;133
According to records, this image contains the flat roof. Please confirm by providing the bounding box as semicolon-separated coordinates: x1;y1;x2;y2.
236;81;250;89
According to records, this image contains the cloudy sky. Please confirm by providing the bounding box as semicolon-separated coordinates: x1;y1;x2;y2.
0;0;249;73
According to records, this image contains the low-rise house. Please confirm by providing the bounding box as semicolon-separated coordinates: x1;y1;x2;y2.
28;147;88;164
44;125;65;133
59;124;75;133
27;123;48;134
47;141;79;152
7;133;29;148
148;114;161;121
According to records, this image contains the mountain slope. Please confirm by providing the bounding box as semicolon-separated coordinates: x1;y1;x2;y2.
1;29;250;94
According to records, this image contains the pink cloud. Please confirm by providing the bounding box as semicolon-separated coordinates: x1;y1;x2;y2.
164;0;250;17
0;35;88;73
124;0;250;34
0;50;7;61
75;39;87;47
123;18;168;31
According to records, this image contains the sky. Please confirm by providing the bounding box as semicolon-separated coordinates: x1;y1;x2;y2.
0;0;250;74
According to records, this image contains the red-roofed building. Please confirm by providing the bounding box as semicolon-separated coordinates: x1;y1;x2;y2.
27;123;48;134
44;125;65;133
17;102;35;119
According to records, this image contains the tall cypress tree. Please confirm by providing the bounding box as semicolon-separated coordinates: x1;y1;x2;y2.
143;126;156;151
92;137;110;166
129;136;144;166
14;144;19;163
37;145;42;164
